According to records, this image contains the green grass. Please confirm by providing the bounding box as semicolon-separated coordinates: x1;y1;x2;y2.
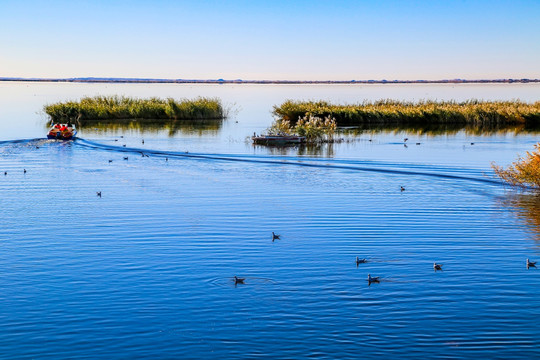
272;99;540;128
44;96;226;124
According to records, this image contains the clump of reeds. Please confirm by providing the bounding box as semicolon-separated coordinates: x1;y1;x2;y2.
268;115;337;142
272;99;540;127
492;144;540;190
44;96;226;124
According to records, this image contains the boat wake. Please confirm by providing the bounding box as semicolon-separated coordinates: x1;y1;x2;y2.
70;138;504;187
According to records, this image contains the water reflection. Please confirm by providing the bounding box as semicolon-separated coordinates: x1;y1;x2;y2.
501;192;540;240
253;143;336;157
67;118;223;136
342;123;540;136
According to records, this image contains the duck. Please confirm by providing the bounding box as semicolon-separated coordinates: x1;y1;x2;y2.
165;157;168;162
367;274;380;283
400;186;405;192
96;191;102;198
433;262;443;271
527;258;537;268
356;257;367;265
23;169;27;174
123;157;128;161
272;232;280;241
234;276;245;284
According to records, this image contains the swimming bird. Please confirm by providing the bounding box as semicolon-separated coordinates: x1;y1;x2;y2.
470;142;475;145
356;257;367;265
123;145;126;147
272;232;280;241
123;157;128;160
416;142;421;145
234;276;245;285
367;274;380;283
23;169;26;174
96;191;102;198
400;186;405;192
165;157;168;162
108;160;113;163
142;139;144;144
404;138;408;142
527;259;537;268
433;262;443;271
114;139;118;142
4;171;6;176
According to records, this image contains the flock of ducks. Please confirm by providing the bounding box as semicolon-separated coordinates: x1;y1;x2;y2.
234;239;537;286
358;256;443;284
33;137;531;285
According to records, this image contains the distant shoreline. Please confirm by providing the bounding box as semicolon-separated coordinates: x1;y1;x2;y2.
1;77;539;85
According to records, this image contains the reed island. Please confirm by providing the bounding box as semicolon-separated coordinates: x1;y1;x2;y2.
44;96;226;124
273;100;540;128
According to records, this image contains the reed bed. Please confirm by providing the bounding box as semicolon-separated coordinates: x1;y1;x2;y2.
44;96;226;124
272;100;540;127
492;143;540;190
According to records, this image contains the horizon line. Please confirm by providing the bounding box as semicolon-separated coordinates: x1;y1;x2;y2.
1;76;539;85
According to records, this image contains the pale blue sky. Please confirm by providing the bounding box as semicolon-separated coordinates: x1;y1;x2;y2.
1;0;539;80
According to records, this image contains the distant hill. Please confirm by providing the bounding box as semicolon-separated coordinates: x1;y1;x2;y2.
0;77;538;84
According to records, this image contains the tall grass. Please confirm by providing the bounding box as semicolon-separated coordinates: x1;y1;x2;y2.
268;115;337;141
492;143;540;190
44;96;226;124
272;99;540;127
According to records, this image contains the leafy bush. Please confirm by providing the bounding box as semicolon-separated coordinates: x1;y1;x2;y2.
492;144;540;189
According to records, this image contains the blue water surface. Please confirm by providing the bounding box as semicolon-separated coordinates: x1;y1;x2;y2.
0;83;539;359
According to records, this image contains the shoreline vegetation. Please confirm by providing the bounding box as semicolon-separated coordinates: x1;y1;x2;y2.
44;96;226;124
493;144;540;190
266;115;338;143
272;100;540;128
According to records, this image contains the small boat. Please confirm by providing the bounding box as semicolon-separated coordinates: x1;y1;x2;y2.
252;134;306;145
47;123;77;140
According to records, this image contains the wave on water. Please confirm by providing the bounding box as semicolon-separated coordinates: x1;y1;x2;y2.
73;138;504;187
0;138;48;145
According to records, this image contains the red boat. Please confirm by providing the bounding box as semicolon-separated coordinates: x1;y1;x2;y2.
47;123;77;140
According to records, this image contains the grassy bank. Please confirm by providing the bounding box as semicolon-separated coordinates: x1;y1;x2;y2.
272;100;540;127
44;96;226;124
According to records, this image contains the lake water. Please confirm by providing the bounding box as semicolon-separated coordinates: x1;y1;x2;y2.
0;82;539;359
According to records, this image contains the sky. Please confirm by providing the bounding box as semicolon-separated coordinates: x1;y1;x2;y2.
1;0;539;80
